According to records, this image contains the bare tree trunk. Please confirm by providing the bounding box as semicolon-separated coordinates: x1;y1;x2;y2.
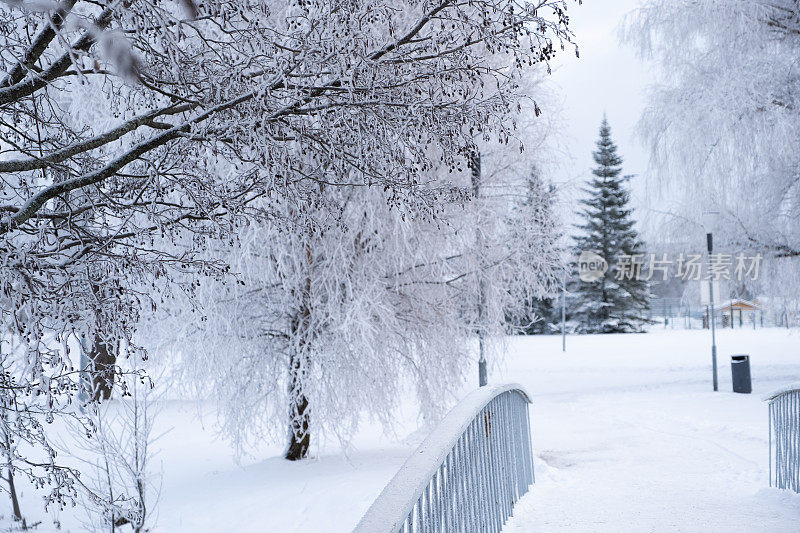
6;464;22;525
284;348;310;461
88;281;118;401
285;260;312;461
3;421;23;525
1;377;23;526
134;477;146;533
89;331;117;401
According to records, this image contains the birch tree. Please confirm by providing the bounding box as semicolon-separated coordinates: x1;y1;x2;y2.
623;1;800;257
150;103;563;459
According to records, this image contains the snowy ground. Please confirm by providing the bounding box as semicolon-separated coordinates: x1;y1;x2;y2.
503;329;800;532
6;327;800;532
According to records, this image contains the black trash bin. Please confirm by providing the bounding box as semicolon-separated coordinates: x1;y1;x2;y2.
731;355;752;394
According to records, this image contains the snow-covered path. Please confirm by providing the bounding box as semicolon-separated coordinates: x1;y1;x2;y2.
501;329;800;532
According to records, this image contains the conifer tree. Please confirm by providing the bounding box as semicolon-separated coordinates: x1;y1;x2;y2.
571;118;650;333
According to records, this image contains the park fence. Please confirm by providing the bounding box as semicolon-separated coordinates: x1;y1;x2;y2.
648;297;788;330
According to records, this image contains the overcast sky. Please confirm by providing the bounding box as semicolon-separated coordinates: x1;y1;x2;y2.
546;0;653;204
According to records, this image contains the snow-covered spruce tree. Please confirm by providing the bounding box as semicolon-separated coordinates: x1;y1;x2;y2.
507;165;562;334
571;118;649;333
0;0;577;506
622;1;800;259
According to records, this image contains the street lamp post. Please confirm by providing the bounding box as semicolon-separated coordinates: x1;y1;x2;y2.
707;232;718;392
472;151;487;387
561;270;566;352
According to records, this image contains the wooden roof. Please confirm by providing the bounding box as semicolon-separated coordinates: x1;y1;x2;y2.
716;298;760;311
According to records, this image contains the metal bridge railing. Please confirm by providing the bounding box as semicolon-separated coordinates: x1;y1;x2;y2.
766;384;800;492
354;383;534;533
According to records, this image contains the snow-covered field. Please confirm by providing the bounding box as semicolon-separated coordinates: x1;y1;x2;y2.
9;328;800;532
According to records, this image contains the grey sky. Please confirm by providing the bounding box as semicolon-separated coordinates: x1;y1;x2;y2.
548;0;652;203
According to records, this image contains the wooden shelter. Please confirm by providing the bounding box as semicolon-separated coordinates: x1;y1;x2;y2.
715;299;761;328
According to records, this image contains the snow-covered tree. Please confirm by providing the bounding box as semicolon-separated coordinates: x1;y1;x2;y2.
149;163;562;459
0;0;578;505
571;118;649;333
507;165;562;334
145;96;564;459
161;185;470;460
65;372;162;533
622;1;800;258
